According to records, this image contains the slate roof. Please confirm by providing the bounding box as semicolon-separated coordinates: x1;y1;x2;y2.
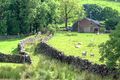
86;18;100;25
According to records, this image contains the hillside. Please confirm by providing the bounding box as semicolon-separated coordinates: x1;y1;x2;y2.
80;0;120;12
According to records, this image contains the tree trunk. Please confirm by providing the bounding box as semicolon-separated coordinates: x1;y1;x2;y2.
29;24;32;33
65;16;68;28
65;4;68;28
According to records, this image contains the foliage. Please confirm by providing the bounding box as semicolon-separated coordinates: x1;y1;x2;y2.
1;0;120;35
100;7;119;20
0;0;85;35
47;24;58;35
83;4;119;30
103;7;119;30
99;27;106;33
0;34;118;80
0;0;10;35
0;0;60;35
80;0;120;13
84;4;119;21
59;0;85;28
83;4;103;20
99;23;120;68
32;0;60;33
105;17;120;30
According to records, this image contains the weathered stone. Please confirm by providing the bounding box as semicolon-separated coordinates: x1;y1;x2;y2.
0;52;31;64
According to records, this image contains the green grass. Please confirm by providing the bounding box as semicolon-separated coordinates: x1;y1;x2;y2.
0;34;118;80
80;0;120;12
0;38;22;54
0;35;36;54
25;44;117;80
48;32;109;64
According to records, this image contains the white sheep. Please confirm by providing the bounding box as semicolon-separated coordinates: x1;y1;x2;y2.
75;45;80;48
82;51;87;56
90;53;94;57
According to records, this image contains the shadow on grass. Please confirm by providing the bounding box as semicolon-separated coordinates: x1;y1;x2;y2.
0;36;29;42
65;33;78;36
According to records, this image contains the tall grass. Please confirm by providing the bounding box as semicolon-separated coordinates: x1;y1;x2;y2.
25;44;117;80
0;35;119;80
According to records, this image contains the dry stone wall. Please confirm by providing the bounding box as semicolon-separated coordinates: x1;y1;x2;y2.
17;34;42;64
18;34;42;54
0;34;42;64
36;35;120;79
0;52;31;64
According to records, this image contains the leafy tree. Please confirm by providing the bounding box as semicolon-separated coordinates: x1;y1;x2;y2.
32;0;59;33
101;7;119;20
83;4;103;20
99;23;120;68
6;0;30;34
102;7;119;30
1;0;84;35
84;4;119;30
105;17;119;30
0;0;10;35
60;0;84;28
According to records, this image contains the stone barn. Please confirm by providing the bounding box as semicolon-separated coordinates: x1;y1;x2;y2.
72;18;100;33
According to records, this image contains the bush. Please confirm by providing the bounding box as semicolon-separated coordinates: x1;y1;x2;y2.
99;22;120;68
99;27;106;33
47;24;58;35
105;17;119;30
40;28;48;34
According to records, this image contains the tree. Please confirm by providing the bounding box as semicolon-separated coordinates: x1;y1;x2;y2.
101;7;119;30
1;0;83;35
101;7;119;20
99;23;120;68
0;0;10;35
83;4;103;20
60;0;84;28
6;0;31;34
105;17;119;30
32;0;59;33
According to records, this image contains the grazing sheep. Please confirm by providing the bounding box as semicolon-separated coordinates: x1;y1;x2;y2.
82;51;87;56
75;45;80;48
90;53;94;57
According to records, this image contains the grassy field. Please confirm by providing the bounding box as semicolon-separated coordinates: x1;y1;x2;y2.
80;0;120;12
24;42;116;80
0;38;22;54
0;35;36;54
48;32;109;64
0;34;118;80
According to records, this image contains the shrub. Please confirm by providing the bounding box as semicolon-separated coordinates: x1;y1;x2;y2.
47;24;58;35
40;28;48;34
99;27;106;33
99;22;120;68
